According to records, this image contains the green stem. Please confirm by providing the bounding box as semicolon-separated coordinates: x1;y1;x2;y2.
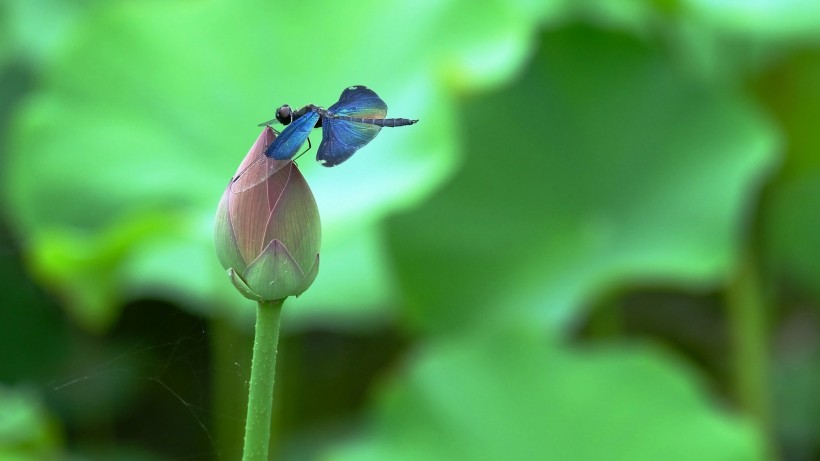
726;251;774;459
242;299;285;461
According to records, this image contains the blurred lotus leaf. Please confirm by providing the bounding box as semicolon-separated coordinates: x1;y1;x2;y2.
387;26;779;335
0;386;62;460
325;326;765;461
1;0;547;331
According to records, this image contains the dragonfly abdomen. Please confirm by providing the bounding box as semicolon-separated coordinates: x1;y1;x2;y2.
333;115;418;127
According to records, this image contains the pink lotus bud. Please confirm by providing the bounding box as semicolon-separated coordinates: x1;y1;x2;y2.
214;127;321;301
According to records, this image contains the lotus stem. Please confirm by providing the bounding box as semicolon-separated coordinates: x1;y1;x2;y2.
242;299;284;461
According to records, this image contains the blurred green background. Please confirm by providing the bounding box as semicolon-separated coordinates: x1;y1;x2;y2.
2;0;820;459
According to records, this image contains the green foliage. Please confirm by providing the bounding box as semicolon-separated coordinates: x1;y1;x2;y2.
0;387;62;460
2;0;540;329
327;326;763;461
387;26;777;335
1;0;820;459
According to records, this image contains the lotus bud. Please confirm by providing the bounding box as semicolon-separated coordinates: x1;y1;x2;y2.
214;127;321;301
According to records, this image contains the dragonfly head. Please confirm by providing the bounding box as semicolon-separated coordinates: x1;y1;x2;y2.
276;105;293;126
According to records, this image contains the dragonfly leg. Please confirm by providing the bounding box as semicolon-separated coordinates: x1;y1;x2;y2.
293;136;313;163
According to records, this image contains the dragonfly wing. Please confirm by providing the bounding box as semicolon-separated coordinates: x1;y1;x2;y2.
316;86;389;166
264;110;320;160
316;118;382;167
230;152;290;193
327;85;388;118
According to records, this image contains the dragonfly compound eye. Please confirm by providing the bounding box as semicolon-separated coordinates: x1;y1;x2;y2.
276;105;293;125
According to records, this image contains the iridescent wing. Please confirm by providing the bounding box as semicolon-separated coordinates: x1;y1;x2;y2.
264;109;321;160
229;151;290;193
317;86;388;167
327;85;388;118
229;128;282;193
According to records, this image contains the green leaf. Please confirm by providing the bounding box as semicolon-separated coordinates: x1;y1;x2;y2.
763;172;820;296
324;327;765;461
0;386;62;460
685;0;820;41
2;0;547;330
386;26;778;334
757;52;820;298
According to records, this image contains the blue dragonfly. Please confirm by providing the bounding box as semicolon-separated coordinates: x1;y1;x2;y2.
231;85;418;192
